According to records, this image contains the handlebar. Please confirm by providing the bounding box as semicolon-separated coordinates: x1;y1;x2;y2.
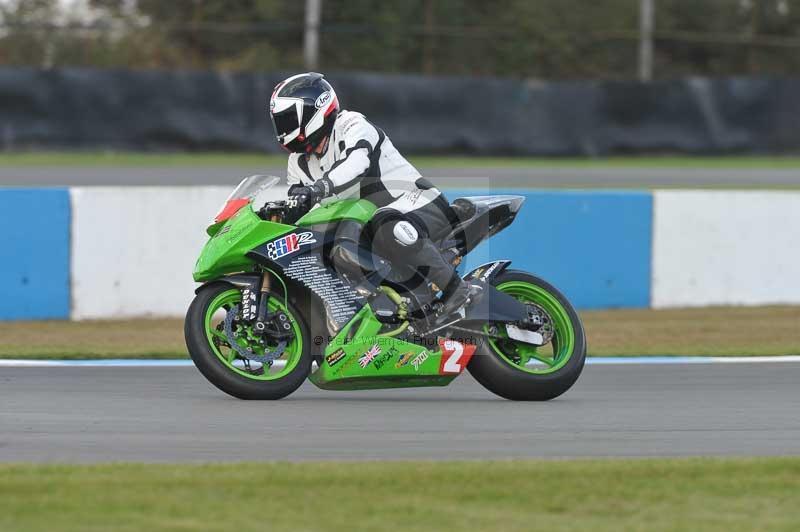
258;200;288;223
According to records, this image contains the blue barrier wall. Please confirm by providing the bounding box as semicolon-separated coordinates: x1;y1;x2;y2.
450;190;653;309
0;187;653;320
0;189;71;319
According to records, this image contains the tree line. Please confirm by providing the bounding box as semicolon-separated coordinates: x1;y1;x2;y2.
1;0;799;79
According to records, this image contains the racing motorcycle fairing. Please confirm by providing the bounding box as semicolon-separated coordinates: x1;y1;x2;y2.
193;202;295;282
309;304;477;390
296;198;377;226
247;227;369;334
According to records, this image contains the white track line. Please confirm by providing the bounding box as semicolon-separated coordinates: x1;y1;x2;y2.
1;356;799;367
587;355;800;364
0;359;195;367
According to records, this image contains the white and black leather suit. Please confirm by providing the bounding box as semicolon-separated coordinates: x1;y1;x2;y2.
286;109;464;297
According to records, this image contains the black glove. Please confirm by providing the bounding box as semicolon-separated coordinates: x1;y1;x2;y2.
285;181;327;224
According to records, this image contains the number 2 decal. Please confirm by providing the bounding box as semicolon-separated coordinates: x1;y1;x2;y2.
438;339;477;375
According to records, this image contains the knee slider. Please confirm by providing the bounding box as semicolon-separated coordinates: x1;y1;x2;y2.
392;220;420;249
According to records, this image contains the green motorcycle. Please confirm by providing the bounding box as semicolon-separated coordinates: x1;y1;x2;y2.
185;175;586;400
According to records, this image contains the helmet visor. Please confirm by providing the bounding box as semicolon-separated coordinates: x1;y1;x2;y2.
270;107;299;142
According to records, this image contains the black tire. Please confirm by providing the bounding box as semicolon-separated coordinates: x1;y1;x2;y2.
467;270;586;401
185;282;312;400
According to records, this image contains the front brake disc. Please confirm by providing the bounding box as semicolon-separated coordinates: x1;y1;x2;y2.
224;304;287;366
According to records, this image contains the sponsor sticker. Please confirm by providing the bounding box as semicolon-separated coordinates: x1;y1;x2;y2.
395;352;415;368
411;351;429;371
266;231;316;260
315;91;332;109
325;348;346;367
480;262;501;281
332;355;358;376
358;344;381;368
373;351;394;371
406;189;422;205
438;339;477;375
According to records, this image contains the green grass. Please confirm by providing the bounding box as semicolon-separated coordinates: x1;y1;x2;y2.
583;305;800;357
1;305;798;359
2;150;800;168
415;155;800;169
0;319;186;359
1;459;798;532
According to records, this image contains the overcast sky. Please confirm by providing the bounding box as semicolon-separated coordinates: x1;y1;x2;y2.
0;0;100;21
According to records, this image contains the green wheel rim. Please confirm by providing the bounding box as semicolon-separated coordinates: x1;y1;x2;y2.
485;281;576;375
204;288;303;381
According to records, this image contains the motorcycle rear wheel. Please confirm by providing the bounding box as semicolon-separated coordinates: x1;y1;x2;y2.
185;282;311;400
468;270;586;401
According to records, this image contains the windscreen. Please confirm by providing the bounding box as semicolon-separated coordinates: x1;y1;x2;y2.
214;175;280;223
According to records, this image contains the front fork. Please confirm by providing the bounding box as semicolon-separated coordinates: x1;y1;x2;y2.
252;274;273;334
232;272;293;341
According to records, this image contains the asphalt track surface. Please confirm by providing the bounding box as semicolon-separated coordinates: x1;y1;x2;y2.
1;165;799;188
2;362;799;463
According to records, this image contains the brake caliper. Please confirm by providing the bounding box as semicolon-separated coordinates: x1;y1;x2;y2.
521;303;554;345
224;304;288;366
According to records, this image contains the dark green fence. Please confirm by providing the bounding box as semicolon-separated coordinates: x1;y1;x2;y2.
1;67;798;155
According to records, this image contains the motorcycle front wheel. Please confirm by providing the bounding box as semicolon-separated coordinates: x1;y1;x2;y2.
468;270;587;401
185;282;311;400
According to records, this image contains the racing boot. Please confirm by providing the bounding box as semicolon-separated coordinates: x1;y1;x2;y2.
378;226;480;323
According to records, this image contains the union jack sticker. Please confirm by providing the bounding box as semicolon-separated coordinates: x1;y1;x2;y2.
358;344;381;368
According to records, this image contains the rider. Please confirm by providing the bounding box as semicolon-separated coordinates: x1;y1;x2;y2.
268;72;477;320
